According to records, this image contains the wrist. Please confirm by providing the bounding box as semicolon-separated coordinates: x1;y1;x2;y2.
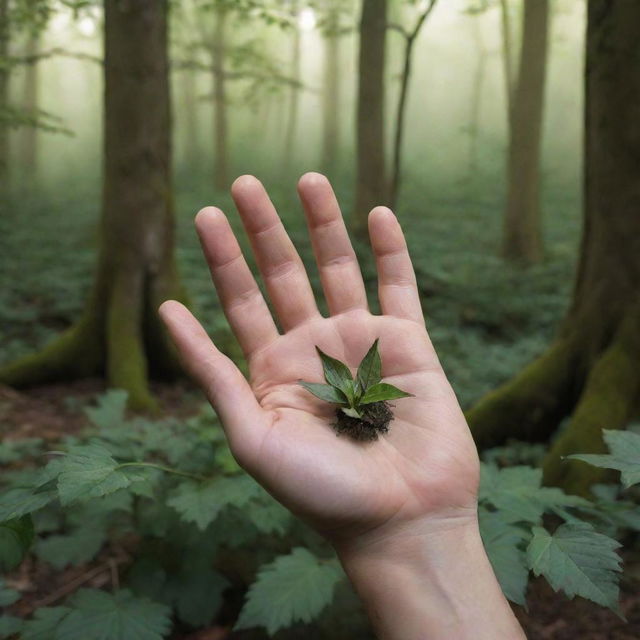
333;512;525;640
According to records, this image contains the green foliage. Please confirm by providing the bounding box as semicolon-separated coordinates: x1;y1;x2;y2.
300;341;412;418
569;429;640;488
236;548;345;635
0;516;34;571
527;523;623;613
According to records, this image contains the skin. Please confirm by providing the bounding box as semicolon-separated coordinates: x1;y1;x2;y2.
159;173;526;639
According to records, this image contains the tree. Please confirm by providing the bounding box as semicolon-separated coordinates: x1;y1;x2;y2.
281;0;301;175
0;0;10;188
353;0;387;232
0;0;185;408
211;4;229;190
502;0;550;263
468;0;640;495
388;0;438;209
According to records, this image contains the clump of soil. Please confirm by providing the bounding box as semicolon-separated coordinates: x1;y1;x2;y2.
333;401;393;441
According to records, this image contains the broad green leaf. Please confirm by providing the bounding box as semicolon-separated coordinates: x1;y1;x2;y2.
21;606;71;640
168;475;262;531
0;516;34;571
236;548;344;635
316;347;354;401
569;429;640;488
298;381;347;404
0;487;56;522
55;589;171;640
356;339;381;393
245;496;292;535
479;464;590;524
85;390;128;431
359;382;412;405
527;523;622;612
479;510;529;606
56;444;144;505
36;524;107;569
171;569;229;627
0;615;23;638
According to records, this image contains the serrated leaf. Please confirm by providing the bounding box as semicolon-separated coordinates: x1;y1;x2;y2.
0;615;23;638
527;523;622;612
21;606;71;640
56;589;171;640
168;475;262;531
359;382;412;405
0;516;34;571
479;464;590;524
56;444;144;505
245;497;292;536
356;339;381;393
85;390;129;431
236;548;344;635
0;579;20;606
0;487;56;522
298;382;348;404
569;429;640;488
479;510;529;606
315;347;354;401
36;524;107;569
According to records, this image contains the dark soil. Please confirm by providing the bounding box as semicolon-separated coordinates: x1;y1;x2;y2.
333;401;393;441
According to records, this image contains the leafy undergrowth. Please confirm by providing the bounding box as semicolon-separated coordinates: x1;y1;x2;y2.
1;389;639;639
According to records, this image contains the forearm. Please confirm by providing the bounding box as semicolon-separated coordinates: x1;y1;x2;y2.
334;516;526;640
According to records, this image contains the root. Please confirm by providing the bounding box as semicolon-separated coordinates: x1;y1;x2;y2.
466;339;579;449
543;305;640;495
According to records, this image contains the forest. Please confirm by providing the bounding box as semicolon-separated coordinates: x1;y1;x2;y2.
1;0;639;638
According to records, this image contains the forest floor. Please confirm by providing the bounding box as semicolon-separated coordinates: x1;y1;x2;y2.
3;380;640;640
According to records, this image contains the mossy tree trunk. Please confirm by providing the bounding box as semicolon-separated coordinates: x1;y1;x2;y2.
502;0;550;264
0;0;185;409
468;0;640;495
353;0;387;232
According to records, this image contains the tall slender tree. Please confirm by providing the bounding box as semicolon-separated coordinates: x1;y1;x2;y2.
468;0;640;495
502;0;550;263
0;0;10;189
353;0;387;231
20;21;40;176
282;0;301;175
320;2;341;179
0;0;185;408
211;5;229;190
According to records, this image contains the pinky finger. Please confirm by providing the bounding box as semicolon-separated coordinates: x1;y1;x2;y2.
158;300;266;462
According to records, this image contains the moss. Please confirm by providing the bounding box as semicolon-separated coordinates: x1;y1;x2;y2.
333;401;393;441
466;339;579;449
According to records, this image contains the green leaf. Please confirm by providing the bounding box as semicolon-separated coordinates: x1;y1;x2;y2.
0;615;23;638
36;524;107;569
85;390;128;431
0;516;34;571
527;523;622;612
171;569;229;627
479;464;590;524
56;444;144;505
236;548;344;635
0;579;20;607
168;475;262;531
22;607;71;640
359;382;413;405
298;382;348;404
0;486;56;522
56;589;171;640
568;429;640;488
356;339;381;393
245;496;292;535
479;510;529;606
316;347;354;401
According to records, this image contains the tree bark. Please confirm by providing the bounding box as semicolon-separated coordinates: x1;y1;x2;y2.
0;0;10;189
468;0;640;495
282;0;301;176
502;0;550;263
466;11;487;188
321;6;340;179
212;6;228;191
20;28;40;178
353;0;387;232
499;0;514;131
0;0;185;409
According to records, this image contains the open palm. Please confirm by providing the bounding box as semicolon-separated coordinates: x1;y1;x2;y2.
160;174;479;546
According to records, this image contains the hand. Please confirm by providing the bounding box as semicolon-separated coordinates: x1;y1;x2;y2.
160;173;478;543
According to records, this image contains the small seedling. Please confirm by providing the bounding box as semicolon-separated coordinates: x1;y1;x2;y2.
298;339;413;441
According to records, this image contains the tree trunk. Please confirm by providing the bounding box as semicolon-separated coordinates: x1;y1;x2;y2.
282;0;301;176
321;7;340;179
499;0;514;131
212;6;228;191
502;0;550;263
468;0;640;495
0;0;10;189
181;68;199;172
20;29;40;178
0;0;185;409
353;0;387;232
466;11;487;188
